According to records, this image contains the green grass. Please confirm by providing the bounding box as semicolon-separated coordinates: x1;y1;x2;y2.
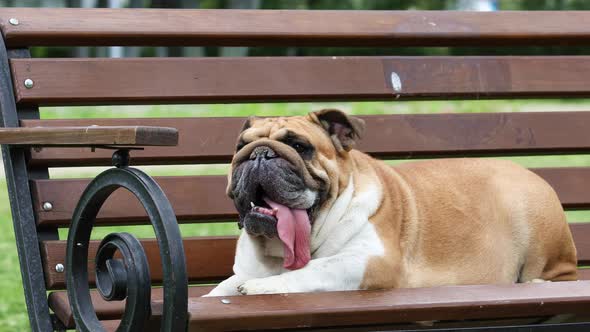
2;100;590;330
0;180;31;331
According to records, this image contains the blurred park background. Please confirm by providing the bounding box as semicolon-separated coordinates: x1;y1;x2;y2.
2;0;590;330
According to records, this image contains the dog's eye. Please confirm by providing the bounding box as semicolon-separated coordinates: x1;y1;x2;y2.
291;142;307;153
236;141;246;152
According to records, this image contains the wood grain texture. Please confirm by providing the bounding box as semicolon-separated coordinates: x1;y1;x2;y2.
579;269;590;280
41;236;235;290
185;282;590;330
30;169;590;227
32;176;232;226
0;126;177;146
10;57;590;106
2;9;590;47
572;224;590;265
571;224;590;265
22;112;590;167
530;168;590;210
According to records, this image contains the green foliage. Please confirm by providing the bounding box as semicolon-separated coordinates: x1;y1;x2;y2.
0;181;29;331
516;0;590;10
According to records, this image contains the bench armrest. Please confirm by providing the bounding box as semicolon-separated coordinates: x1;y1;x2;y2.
0;126;178;147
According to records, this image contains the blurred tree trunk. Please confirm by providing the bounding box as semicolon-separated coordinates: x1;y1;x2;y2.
95;0;108;57
125;0;144;57
66;0;94;57
181;0;204;57
456;0;497;11
220;0;260;57
107;0;124;58
151;0;202;57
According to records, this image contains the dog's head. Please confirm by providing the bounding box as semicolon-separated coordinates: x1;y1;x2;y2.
227;109;365;269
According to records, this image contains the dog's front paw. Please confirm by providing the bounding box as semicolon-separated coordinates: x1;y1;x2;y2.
238;276;289;295
202;287;238;297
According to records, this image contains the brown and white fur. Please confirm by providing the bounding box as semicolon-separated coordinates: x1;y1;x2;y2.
206;109;577;296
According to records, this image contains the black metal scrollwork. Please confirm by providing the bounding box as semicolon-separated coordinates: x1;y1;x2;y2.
66;162;188;332
95;232;151;328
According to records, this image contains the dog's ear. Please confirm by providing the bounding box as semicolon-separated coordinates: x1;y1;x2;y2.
234;116;256;153
310;109;365;152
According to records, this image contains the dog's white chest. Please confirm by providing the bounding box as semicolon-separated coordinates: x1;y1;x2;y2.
263;237;285;258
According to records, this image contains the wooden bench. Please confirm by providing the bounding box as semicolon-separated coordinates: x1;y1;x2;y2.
1;8;590;332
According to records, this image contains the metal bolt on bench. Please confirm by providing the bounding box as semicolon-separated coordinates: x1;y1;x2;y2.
23;78;33;89
41;202;52;211
54;264;64;273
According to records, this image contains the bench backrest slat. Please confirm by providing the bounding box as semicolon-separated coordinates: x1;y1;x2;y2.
41;237;236;289
10;57;590;106
31;168;590;227
2;9;590;47
39;222;590;290
23;112;590;167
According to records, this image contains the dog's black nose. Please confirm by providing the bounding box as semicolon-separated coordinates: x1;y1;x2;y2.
250;146;277;160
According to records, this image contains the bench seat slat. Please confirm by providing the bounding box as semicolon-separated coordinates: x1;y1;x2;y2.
31;169;590;226
39;224;590;290
2;9;590;47
186;281;590;331
10;57;590;106
23;112;590;167
48;281;590;330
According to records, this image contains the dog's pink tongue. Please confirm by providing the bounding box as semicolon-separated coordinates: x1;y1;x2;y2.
263;197;311;270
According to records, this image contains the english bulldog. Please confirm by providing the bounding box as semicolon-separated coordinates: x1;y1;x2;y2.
205;109;578;296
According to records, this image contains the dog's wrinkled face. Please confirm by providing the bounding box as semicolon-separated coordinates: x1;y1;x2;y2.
226;109;365;269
